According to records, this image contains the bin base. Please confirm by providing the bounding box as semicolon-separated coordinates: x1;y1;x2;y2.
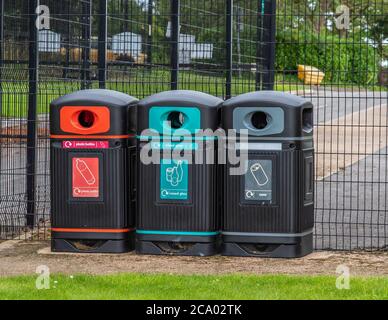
51;232;135;254
136;233;219;256
221;231;313;258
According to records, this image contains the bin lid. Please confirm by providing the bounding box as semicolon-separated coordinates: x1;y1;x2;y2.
138;90;222;109
50;89;138;108
137;90;222;134
222;91;313;138
222;91;310;109
50;89;138;136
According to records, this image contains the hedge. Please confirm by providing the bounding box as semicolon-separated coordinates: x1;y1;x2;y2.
276;30;380;85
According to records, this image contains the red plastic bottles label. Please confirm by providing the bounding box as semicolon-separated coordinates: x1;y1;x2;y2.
63;141;109;149
72;157;99;198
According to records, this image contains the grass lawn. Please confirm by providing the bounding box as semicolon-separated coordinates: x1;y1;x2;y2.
0;273;387;300
0;71;324;118
1;69;386;118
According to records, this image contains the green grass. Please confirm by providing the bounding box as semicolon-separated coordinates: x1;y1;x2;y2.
1;70;386;118
0;71;325;118
0;273;387;300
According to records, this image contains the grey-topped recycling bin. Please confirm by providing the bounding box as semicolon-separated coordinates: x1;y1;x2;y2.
136;90;223;256
221;91;314;258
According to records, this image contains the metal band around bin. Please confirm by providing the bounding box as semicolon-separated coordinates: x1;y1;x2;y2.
51;228;134;233
137;230;219;236
50;134;133;139
222;229;313;237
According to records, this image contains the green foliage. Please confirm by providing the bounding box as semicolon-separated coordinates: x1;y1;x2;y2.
276;30;380;85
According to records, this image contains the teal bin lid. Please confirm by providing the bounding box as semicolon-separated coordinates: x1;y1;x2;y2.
136;90;222;136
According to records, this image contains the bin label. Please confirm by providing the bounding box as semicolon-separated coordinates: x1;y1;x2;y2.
160;159;188;200
63;141;109;149
244;159;272;202
72;157;99;198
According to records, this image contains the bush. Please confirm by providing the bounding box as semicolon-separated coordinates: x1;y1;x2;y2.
276;30;380;85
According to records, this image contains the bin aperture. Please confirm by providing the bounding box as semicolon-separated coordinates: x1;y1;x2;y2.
167;111;185;129
78;110;95;128
221;91;315;258
251;111;269;130
50;89;138;253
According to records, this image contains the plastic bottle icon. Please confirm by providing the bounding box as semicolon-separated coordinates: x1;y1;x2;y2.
166;160;184;187
75;159;96;185
250;162;269;186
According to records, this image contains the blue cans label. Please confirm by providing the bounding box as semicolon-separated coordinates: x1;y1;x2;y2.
160;159;189;200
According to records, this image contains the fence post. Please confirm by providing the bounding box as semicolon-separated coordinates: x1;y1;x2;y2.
26;0;39;228
124;0;129;31
225;0;233;99
0;0;3;179
170;0;180;90
255;0;264;91
62;1;71;79
98;0;107;89
146;0;153;67
262;0;276;90
81;0;92;90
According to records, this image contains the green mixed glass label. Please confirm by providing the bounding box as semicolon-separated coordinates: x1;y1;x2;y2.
160;159;189;200
151;142;198;150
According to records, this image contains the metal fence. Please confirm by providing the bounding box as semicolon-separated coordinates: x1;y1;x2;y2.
0;0;387;251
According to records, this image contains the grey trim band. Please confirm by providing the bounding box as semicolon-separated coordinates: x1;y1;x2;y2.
222;229;313;237
222;136;313;141
245;136;313;141
236;142;282;150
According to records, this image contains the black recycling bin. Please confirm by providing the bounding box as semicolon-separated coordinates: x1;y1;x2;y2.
50;89;138;253
221;91;314;258
136;90;223;256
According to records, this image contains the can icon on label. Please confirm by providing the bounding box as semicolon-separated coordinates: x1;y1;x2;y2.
250;162;269;186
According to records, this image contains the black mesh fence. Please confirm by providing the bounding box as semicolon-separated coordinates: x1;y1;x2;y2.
0;0;387;250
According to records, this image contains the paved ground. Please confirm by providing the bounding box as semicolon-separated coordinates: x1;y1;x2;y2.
0;240;386;276
0;89;387;250
315;147;388;250
306;89;387;124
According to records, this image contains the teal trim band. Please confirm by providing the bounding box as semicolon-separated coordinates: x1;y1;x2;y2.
136;230;219;236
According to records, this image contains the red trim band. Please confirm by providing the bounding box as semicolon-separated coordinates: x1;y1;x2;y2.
50;134;134;139
51;228;133;233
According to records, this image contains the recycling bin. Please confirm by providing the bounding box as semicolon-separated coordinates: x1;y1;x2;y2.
50;89;138;253
136;90;223;256
221;91;314;258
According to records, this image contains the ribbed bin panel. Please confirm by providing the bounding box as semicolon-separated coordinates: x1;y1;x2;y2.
51;145;129;229
223;149;314;233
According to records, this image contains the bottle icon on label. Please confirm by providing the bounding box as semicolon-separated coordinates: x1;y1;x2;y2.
75;158;96;185
250;162;269;186
166;160;184;187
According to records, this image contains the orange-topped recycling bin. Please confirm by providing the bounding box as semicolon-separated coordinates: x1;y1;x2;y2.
50;89;138;253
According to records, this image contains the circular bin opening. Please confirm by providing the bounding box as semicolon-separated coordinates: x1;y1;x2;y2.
78;110;95;128
167;111;185;129
251;111;268;130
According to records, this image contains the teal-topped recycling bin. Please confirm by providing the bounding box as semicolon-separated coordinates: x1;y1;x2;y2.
136;90;223;256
